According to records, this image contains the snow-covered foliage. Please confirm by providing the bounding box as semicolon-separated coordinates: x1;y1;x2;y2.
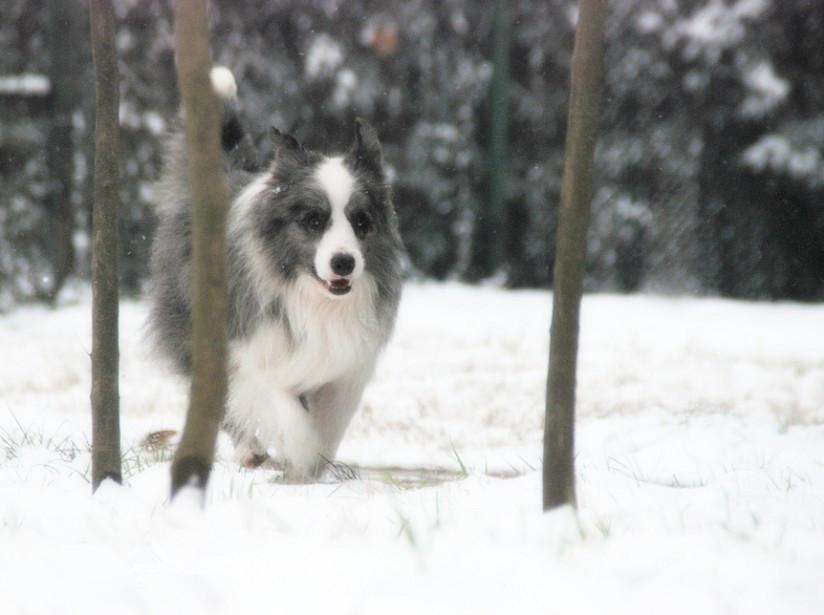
599;0;824;298
742;135;824;186
678;0;769;60
0;74;50;96
1;284;823;613
1;0;823;303
305;33;344;80
739;61;789;119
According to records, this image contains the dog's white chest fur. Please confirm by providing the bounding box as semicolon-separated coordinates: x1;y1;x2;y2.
225;275;383;474
230;274;381;393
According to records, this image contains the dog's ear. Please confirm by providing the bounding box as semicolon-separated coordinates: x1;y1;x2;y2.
347;118;384;179
270;127;308;165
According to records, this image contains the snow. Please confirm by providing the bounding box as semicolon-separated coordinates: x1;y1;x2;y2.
1;283;823;614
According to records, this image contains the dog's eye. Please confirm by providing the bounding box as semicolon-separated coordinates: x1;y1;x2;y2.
353;211;372;238
302;210;324;233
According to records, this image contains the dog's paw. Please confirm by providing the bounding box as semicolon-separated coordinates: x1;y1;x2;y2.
232;438;268;468
241;452;270;469
280;457;324;483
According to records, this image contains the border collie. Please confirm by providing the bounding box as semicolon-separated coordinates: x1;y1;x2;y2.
149;67;403;480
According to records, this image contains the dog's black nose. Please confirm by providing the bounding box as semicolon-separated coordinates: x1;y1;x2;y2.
331;253;355;276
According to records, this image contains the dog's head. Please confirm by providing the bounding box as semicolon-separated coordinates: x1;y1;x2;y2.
247;119;398;300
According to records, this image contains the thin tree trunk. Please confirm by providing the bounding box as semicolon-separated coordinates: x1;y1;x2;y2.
89;0;122;491
488;0;511;277
45;0;77;302
543;0;606;511
169;0;230;499
467;0;512;281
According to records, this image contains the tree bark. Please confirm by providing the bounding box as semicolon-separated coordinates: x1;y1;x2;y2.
169;0;230;499
543;0;606;511
89;0;122;491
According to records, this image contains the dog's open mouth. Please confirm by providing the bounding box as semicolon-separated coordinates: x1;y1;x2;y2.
311;269;353;296
324;277;352;296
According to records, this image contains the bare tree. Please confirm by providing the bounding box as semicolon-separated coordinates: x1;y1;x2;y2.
543;0;607;511
89;0;122;491
169;0;230;499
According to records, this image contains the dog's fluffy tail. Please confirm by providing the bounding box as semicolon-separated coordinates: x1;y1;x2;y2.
210;65;237;101
210;65;258;172
212;65;243;154
153;66;258;219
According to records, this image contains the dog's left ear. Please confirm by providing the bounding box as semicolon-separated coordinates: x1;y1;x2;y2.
347;118;384;179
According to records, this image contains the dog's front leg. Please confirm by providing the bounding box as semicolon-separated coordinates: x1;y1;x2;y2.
226;372;323;479
307;363;374;467
268;388;325;482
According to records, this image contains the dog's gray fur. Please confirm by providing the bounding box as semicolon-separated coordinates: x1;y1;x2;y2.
148;69;403;479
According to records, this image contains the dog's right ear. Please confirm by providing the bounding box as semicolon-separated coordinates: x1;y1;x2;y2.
347;118;384;179
270;127;308;165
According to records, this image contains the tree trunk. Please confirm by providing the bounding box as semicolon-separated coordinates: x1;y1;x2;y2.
45;0;78;302
466;0;512;281
89;0;122;491
169;0;230;499
543;0;606;511
487;0;511;278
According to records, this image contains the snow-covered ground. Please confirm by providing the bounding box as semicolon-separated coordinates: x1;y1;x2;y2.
1;283;823;614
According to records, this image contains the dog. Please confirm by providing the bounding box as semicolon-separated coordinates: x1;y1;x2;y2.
148;67;403;480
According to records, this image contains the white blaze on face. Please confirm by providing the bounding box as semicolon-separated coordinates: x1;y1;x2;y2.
313;156;364;285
